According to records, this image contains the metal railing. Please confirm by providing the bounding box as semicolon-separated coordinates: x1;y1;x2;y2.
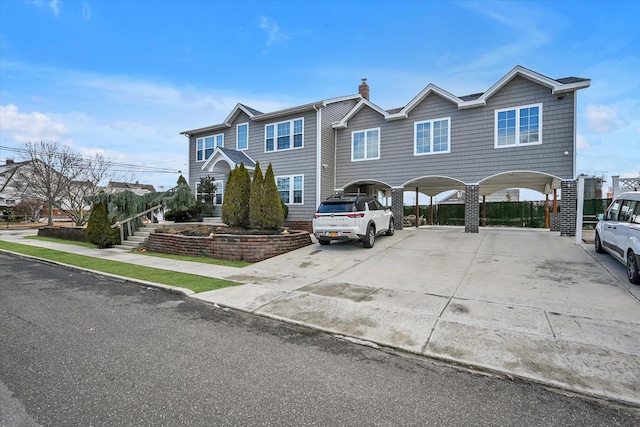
111;204;162;244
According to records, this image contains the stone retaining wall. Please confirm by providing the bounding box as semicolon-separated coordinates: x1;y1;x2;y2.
38;227;88;242
146;230;312;262
284;220;312;233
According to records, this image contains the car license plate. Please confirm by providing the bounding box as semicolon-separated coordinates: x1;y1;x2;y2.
329;232;338;237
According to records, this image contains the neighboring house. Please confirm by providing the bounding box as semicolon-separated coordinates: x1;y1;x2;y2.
0;159;30;207
181;65;590;234
107;181;156;196
437;189;520;205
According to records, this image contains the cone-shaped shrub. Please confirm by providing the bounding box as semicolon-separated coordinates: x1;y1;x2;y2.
249;162;264;228
221;163;250;227
260;163;284;229
237;163;251;227
86;202;119;248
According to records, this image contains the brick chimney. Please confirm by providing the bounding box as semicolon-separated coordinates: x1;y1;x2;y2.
5;158;14;165
358;78;369;101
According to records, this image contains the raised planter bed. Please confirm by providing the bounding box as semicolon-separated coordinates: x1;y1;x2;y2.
146;227;312;262
38;226;88;242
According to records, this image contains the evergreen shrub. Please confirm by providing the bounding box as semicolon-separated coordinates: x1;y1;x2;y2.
86;202;119;248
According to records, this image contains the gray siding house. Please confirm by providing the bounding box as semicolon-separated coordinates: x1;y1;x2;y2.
181;66;590;234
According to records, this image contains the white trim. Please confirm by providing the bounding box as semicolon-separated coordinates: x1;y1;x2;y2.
276;174;304;205
494;103;543;149
573;93;577;179
315;106;322;210
196;134;224;162
236;122;249;151
264;117;304;153
414;117;451;156
330;66;590;130
351;127;381;162
333;99;389;129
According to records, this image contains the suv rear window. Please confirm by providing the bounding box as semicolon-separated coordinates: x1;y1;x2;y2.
317;201;356;213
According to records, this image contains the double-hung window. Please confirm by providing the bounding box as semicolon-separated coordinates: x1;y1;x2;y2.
414;117;451;155
351;128;380;161
277;175;303;204
265;118;303;152
196;134;224;161
237;123;248;150
495;103;542;148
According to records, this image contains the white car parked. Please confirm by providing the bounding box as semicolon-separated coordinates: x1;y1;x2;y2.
313;194;394;248
595;191;640;284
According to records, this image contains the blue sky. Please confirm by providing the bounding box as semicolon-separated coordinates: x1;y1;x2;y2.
1;0;638;196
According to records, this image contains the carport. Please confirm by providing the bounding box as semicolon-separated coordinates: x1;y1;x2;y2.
402;171;563;232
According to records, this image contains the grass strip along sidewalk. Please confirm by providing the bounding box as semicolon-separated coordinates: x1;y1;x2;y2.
0;240;239;293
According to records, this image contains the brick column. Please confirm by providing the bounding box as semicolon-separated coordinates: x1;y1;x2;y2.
391;187;404;231
464;184;479;233
560;180;577;237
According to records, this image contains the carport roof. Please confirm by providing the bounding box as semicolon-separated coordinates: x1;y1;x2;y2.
403;172;562;197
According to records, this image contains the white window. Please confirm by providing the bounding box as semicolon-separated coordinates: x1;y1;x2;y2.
414;117;451;155
265;118;303;152
237;123;248;151
277;175;303;204
196;134;224;161
351;128;380;161
495;103;542;148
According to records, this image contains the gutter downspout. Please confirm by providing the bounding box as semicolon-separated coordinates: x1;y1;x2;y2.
182;133;193;190
573;92;577;180
314;105;322;208
334;128;338;192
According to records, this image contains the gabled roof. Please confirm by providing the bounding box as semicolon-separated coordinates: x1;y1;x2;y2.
108;181;156;193
201;147;256;172
181;95;363;136
332;98;391;129
333;65;590;128
181;103;262;136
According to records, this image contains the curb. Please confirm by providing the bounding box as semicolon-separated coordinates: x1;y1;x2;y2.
0;248;195;297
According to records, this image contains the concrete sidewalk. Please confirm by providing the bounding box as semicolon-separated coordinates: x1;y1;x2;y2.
1;227;639;407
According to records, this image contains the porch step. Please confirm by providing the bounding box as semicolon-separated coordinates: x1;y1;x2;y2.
116;225;157;250
202;217;223;224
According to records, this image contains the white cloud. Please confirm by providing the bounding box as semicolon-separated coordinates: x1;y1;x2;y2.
82;1;92;20
576;134;590;150
259;16;290;48
586;105;619;133
49;0;60;16
0;104;70;144
29;0;60;16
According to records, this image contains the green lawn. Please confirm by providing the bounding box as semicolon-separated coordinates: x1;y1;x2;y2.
25;235;98;248
0;240;240;293
136;251;251;268
25;235;250;267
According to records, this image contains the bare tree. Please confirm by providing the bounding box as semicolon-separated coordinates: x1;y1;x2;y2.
12;141;84;226
12;199;44;223
57;153;114;226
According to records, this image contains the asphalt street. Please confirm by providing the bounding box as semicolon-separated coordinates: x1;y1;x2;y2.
1;253;639;426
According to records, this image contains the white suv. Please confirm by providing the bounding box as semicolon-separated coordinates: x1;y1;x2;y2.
595;191;640;284
313;194;394;248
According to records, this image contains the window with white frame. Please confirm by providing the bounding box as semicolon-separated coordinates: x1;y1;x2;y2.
196;134;224;161
236;123;248;150
277;175;303;204
351;128;380;161
495;103;542;148
265;118;303;152
414;117;450;155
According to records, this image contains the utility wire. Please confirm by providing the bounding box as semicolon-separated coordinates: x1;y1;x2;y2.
0;145;184;174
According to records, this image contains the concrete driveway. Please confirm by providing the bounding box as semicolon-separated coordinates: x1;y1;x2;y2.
196;227;640;406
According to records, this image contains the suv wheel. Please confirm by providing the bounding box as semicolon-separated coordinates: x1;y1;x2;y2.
385;218;395;236
362;224;375;248
627;250;640;284
595;232;605;254
318;239;330;246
